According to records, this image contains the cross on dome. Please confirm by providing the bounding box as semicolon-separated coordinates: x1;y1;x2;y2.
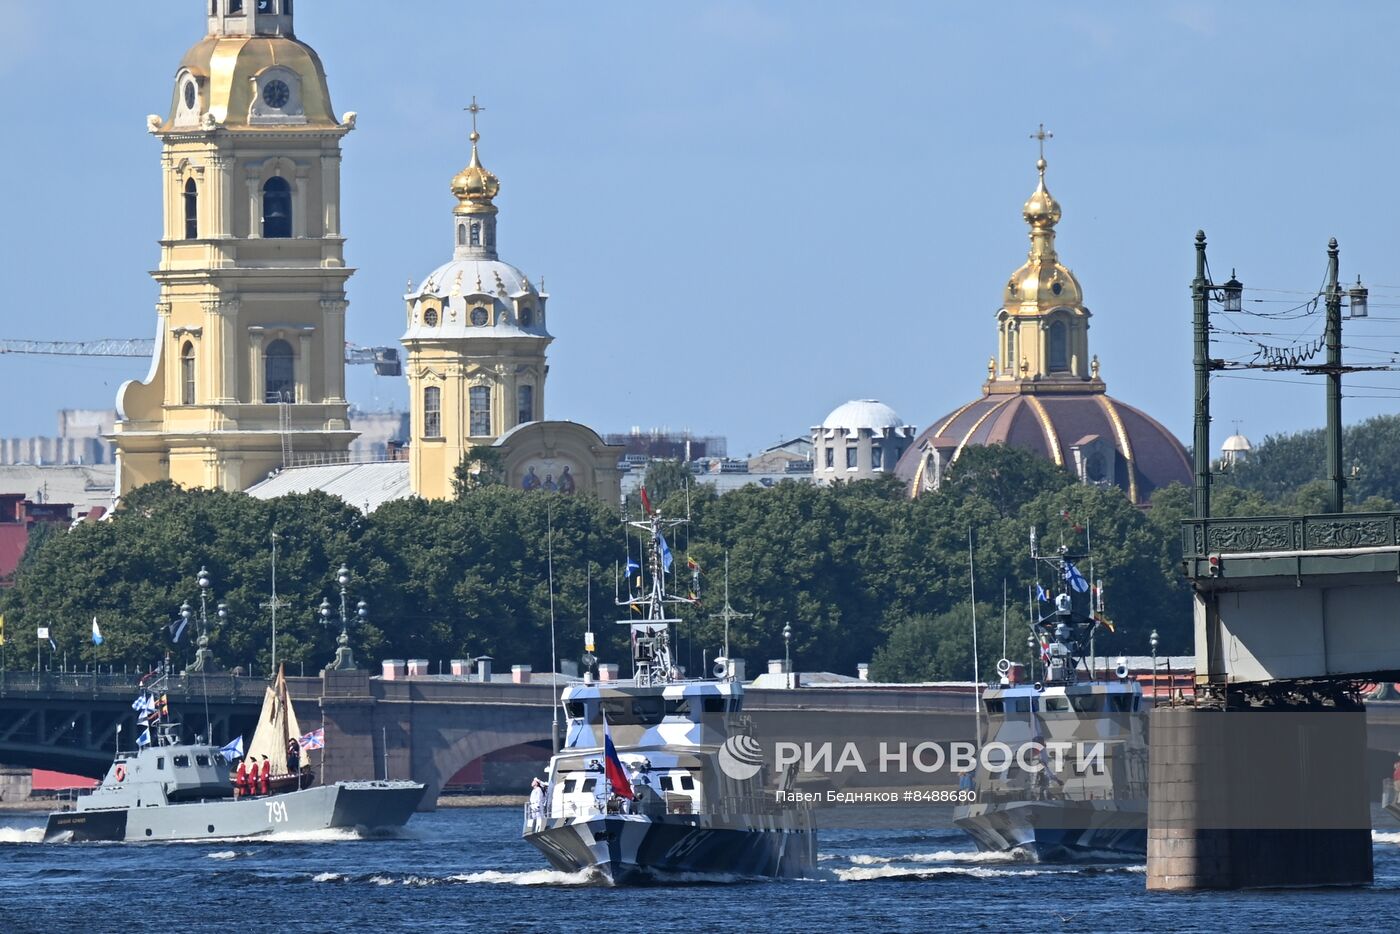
1030;123;1053;162
465;96;486;141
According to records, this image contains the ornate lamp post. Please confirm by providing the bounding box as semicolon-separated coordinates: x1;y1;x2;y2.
782;621;793;679
185;566;222;673
1150;628;1159;702
322;564;360;671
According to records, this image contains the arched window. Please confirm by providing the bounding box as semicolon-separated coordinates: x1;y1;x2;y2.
457;224;466;246
423;386;441;438
180;342;196;405
1005;327;1016;373
469;222;481;247
1048;321;1068;372
516;385;534;426
183;179;199;240
469;385;491;436
264;339;294;402
262;177;292;238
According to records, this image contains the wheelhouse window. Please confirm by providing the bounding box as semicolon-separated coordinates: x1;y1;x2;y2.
469;385;491;436
516;385;533;425
262;177;292;238
183;179;198;239
1048;320;1068;372
423;386;441;438
264;339;294;402
180;342;196;405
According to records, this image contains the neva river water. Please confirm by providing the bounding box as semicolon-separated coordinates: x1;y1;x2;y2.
4;806;1400;932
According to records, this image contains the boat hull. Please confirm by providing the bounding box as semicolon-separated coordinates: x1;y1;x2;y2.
524;815;817;884
953;799;1146;862
43;781;426;843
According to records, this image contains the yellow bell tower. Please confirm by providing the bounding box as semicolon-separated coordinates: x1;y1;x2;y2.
402;106;553;500
111;0;356;494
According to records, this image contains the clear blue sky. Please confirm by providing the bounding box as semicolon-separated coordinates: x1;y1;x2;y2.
4;1;1400;459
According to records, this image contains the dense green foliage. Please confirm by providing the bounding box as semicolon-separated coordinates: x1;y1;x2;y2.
6;429;1390;682
1217;414;1400;511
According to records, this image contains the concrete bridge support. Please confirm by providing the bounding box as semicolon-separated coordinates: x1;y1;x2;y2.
1148;702;1372;890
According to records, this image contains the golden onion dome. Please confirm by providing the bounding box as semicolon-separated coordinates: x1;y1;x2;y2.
451;132;501;209
1022;158;1061;228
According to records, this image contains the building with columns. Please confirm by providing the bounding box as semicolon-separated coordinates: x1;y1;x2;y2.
401;112;622;501
894;146;1190;504
111;0;356;494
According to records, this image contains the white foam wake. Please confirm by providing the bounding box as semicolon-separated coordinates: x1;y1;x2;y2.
845;850;1015;866
0;827;44;844
834;863;1053;882
445;868;601;887
1372;830;1400;844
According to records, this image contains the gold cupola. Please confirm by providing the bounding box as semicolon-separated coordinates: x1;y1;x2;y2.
1003;154;1083;312
451;132;501;212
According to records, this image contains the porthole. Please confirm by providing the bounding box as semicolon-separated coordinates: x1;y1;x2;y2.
145;828;153;837
423;308;439;327
1051;281;1063;296
208;824;215;833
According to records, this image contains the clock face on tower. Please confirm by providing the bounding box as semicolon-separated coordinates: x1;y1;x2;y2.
264;79;290;109
183;81;196;110
471;307;488;327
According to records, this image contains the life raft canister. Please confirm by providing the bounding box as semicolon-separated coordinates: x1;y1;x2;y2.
114;765;126;782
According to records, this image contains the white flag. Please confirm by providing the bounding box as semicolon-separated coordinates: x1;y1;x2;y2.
36;626;49;639
91;617;104;646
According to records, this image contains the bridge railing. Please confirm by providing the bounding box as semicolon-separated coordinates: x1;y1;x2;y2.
0;670;323;702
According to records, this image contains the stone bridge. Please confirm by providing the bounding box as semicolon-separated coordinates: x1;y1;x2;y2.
8;667;1400;810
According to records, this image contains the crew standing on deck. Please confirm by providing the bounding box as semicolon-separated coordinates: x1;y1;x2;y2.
233;758;247;798
287;738;301;779
260;756;271;796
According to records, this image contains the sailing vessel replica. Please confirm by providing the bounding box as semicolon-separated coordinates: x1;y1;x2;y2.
44;666;425;842
952;533;1148;861
522;501;817;883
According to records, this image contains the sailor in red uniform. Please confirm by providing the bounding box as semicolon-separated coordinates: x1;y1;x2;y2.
260;756;272;796
233;759;247;799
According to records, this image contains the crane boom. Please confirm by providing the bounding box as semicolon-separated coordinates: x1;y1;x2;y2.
0;338;400;375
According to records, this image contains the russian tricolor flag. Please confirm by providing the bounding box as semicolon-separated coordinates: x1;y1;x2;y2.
602;714;634;800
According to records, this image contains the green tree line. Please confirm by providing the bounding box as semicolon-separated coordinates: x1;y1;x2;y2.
5;425;1394;682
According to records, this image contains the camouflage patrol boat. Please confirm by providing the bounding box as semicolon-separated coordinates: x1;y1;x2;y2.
953;532;1149;862
43;668;424;842
521;503;817;883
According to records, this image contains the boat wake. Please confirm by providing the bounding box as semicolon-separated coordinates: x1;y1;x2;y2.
1373;831;1400;844
305;868;602;887
828;861;1144;883
0;827;45;844
845;850;1016;866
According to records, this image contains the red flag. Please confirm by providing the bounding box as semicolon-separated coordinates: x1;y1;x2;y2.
639;486;653;516
602;714;634;800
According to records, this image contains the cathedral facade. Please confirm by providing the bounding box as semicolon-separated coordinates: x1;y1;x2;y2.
111;0;355;495
894;150;1191;504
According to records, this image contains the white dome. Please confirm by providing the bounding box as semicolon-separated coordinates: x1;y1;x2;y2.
403;258;550;341
1221;433;1252;453
822;399;904;431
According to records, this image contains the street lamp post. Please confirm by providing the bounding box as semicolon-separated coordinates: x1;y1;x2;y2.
323;564;360;671
782;621;793;687
185;567;221;674
1150;628;1159;703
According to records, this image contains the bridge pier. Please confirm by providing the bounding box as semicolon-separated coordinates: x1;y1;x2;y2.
318;669;377;786
1147;701;1372;890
